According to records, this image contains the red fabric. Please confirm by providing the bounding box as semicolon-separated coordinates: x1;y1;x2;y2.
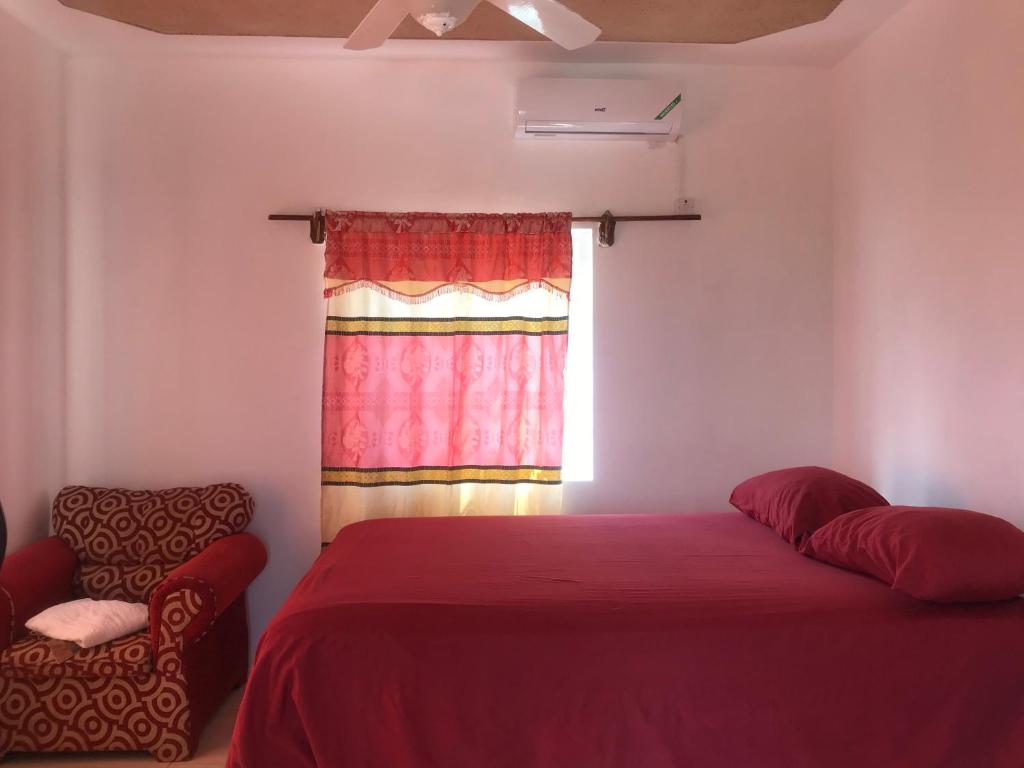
0;487;264;761
0;598;250;761
228;514;1024;768
801;505;1024;602
150;533;267;648
52;483;255;601
1;630;151;678
180;596;251;757
729;465;888;543
0;537;76;650
323;333;568;468
324;211;572;285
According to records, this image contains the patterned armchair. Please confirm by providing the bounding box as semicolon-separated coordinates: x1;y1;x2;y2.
0;484;266;762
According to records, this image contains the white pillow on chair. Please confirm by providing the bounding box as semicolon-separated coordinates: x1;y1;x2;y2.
26;598;149;649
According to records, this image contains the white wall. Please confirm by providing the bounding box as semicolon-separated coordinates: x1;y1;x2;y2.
568;65;834;515
0;10;65;551
832;0;1024;522
63;56;833;636
9;0;1022;648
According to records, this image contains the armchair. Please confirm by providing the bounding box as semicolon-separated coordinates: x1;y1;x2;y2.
0;484;267;762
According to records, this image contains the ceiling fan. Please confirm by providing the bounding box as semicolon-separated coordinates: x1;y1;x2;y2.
344;0;601;51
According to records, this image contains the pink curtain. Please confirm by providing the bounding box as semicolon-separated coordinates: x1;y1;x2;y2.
320;211;573;540
323;332;568;474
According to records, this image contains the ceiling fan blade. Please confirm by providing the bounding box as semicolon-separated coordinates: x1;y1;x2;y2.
484;0;600;50
344;0;409;50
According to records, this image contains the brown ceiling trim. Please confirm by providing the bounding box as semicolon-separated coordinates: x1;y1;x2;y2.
57;0;844;45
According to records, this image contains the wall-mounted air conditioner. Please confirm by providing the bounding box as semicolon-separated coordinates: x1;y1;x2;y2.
515;78;682;141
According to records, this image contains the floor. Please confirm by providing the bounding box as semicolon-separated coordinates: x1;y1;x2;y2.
4;690;241;767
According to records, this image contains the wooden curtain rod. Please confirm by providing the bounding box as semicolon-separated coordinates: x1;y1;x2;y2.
268;209;701;247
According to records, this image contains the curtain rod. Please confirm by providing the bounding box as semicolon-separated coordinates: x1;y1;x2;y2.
268;209;701;248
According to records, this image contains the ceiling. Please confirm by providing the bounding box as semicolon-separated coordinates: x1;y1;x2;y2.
56;0;844;45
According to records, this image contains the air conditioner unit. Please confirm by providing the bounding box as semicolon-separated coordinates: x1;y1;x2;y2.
515;78;682;141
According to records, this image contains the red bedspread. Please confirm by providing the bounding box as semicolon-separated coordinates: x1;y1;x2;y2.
228;514;1024;768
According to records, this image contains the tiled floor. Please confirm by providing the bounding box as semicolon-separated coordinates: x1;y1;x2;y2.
4;689;241;767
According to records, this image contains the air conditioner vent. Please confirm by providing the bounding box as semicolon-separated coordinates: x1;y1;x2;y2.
516;79;682;142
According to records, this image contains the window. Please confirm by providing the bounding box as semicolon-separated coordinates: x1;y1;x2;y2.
561;226;594;482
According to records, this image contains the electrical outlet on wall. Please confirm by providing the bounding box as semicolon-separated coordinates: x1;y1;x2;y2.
675;197;697;215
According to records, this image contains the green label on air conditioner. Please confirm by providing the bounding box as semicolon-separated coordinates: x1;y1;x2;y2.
655;94;682;120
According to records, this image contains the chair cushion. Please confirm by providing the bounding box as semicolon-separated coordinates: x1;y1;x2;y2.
76;563;170;602
52;484;254;601
0;630;152;679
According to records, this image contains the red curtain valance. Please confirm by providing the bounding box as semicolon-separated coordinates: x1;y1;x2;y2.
324;210;572;287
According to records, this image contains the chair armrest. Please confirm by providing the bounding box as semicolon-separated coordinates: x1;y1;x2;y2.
149;533;266;650
0;536;77;651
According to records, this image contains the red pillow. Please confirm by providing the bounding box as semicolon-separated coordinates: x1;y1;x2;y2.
729;466;888;544
800;506;1024;602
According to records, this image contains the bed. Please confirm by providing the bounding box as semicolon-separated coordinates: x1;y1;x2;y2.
228;513;1024;768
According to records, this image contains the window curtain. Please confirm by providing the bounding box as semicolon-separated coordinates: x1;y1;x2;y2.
320;211;573;543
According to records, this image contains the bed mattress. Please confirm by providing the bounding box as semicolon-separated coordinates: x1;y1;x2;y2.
228;513;1024;767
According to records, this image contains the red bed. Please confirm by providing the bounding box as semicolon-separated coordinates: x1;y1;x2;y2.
228;514;1024;768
